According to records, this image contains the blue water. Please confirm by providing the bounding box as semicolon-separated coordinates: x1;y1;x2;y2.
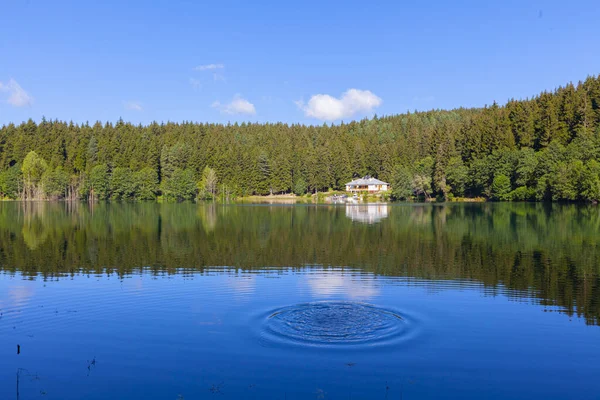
0;202;599;399
1;268;599;400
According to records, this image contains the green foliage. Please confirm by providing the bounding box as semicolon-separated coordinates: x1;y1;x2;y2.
87;136;98;167
412;157;433;199
161;143;191;180
255;152;271;195
552;160;584;201
161;168;196;202
0;164;22;199
508;186;536;201
134;167;158;200
293;177;307;196
89;164;110;200
515;147;538;187
581;160;600;201
1;75;600;202
446;156;469;196
110;167;135;200
21;151;48;199
469;157;494;197
492;174;512;201
391;165;413;200
42;167;69;199
22;151;48;184
198;166;218;200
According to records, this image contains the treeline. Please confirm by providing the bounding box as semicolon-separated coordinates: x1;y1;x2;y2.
1;75;600;201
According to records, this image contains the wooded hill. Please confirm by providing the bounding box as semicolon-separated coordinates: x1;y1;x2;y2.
1;75;600;201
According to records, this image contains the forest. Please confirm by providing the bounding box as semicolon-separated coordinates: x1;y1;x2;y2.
1;75;600;202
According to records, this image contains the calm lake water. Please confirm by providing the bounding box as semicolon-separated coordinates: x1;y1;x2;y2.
1;202;599;399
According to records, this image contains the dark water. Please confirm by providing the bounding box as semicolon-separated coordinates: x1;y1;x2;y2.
0;202;599;399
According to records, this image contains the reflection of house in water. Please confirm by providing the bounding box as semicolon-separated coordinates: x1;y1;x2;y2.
345;203;389;224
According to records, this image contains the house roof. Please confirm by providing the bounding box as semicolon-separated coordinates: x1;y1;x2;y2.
346;176;389;186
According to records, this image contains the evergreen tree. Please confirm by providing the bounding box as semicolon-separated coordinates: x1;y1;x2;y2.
391;165;413;200
293;177;307;196
0;163;22;199
0;74;599;202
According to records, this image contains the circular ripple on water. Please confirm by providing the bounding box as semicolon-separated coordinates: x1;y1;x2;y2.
259;301;415;348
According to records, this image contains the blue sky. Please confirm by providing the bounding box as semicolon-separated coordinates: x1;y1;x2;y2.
1;0;599;126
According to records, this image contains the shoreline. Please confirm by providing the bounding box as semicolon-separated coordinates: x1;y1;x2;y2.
2;195;597;205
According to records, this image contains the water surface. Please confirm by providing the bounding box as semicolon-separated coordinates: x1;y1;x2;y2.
0;202;599;399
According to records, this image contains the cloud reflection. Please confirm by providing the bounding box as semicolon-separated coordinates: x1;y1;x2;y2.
306;270;380;300
8;285;35;307
226;274;256;299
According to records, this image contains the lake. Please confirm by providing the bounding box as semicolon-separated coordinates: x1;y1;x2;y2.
0;202;599;399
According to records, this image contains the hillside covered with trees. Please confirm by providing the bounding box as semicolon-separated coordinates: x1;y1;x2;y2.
1;75;600;202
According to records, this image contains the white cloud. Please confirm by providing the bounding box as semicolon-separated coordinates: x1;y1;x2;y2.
189;78;202;90
193;63;226;84
124;101;143;111
211;95;256;115
296;89;382;121
194;63;224;71
212;72;226;82
0;78;33;107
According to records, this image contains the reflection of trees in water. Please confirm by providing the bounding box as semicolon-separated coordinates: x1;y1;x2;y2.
0;202;599;324
198;203;217;233
20;203;50;250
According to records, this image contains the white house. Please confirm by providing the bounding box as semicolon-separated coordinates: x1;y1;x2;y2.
345;176;389;193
